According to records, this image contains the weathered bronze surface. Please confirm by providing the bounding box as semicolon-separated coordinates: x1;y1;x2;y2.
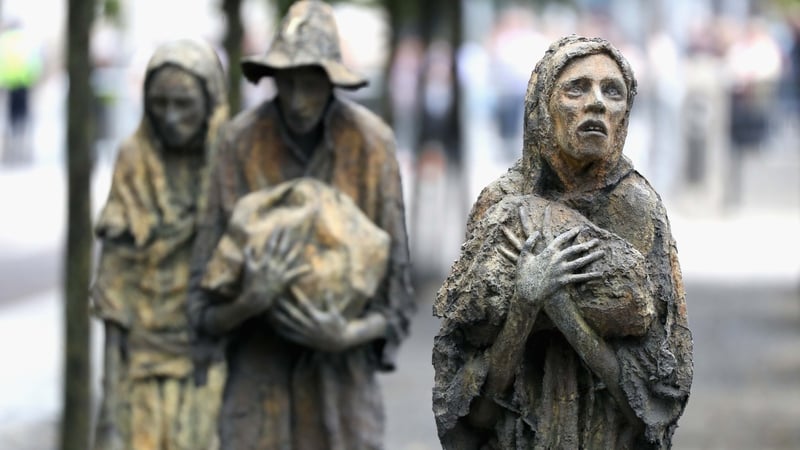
433;35;692;449
188;2;414;449
91;39;229;450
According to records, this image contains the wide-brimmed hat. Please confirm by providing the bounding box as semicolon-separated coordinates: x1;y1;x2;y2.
241;0;367;90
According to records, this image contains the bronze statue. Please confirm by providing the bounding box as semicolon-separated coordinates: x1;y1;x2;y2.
91;39;229;450
432;35;693;449
187;1;414;449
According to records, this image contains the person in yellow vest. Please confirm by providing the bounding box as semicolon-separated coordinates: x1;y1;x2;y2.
0;20;41;164
91;39;228;450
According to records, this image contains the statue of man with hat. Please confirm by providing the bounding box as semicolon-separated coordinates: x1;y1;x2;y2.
187;1;415;449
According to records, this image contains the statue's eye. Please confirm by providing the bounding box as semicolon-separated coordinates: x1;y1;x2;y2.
174;97;193;109
149;97;167;111
603;81;625;99
564;82;584;97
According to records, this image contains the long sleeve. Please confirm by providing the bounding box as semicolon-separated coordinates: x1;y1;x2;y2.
367;137;415;372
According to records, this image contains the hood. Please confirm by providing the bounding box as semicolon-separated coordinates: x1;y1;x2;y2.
520;35;637;193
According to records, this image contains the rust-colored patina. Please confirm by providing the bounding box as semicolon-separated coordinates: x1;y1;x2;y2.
91;39;228;450
433;36;692;449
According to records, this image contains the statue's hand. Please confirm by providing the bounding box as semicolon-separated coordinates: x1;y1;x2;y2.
516;225;604;302
271;287;355;352
239;227;310;315
498;206;604;308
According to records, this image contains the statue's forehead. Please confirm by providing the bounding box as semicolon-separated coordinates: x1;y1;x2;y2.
147;66;203;94
556;53;622;80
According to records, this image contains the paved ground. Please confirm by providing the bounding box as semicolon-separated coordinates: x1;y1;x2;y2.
673;281;800;450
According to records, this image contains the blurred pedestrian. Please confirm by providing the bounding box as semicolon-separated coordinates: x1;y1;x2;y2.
0;19;42;164
724;18;782;208
488;7;547;162
388;34;423;154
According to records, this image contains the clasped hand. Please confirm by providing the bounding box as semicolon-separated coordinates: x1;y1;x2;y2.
270;288;358;352
237;227;361;352
498;205;604;308
238;227;310;315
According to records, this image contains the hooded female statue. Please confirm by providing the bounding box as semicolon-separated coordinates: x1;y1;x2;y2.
91;39;228;450
432;35;692;449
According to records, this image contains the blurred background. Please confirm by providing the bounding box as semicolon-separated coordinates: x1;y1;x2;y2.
0;0;798;449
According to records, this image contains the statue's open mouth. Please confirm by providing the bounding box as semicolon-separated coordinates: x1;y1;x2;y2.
577;120;607;136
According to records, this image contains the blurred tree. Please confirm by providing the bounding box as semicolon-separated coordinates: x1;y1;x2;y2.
61;0;95;449
223;0;244;113
274;0;295;17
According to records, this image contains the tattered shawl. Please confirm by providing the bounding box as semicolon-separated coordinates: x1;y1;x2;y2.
188;95;414;450
91;39;228;378
433;36;692;449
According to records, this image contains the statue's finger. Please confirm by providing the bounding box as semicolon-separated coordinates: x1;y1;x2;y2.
542;204;553;241
271;308;304;333
518;206;537;237
276;227;294;255
266;227;284;254
289;284;319;316
550;226;582;249
521;231;541;254
245;245;268;271
496;245;519;263
561;250;604;272
558;238;600;259
285;264;311;283
275;295;314;329
502;225;524;251
244;246;257;269
284;241;304;264
272;313;311;343
560;271;603;285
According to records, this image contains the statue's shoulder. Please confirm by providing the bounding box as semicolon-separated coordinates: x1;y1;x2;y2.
113;135;138;165
110;130;151;174
335;97;395;147
614;170;664;218
222;100;279;142
467;166;525;228
606;171;668;254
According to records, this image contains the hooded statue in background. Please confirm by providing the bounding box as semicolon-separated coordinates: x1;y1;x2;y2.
91;39;228;450
433;35;692;449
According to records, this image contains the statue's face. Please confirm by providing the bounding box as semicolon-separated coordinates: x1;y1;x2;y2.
146;66;208;150
548;53;627;170
274;66;332;134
